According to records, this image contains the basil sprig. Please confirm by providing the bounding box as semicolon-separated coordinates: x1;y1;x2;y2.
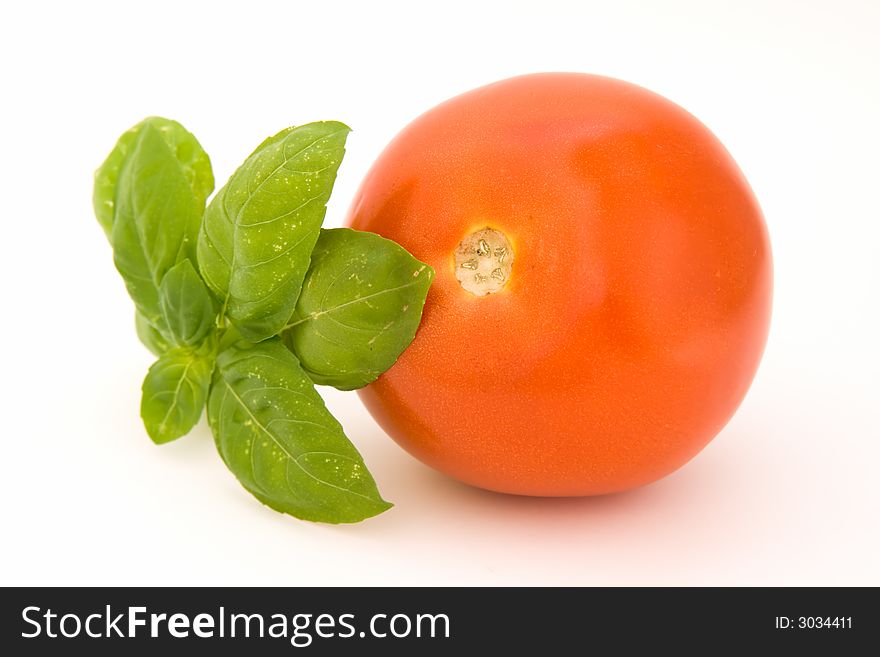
94;117;433;523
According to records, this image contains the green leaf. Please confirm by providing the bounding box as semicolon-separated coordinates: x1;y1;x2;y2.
94;116;213;240
282;228;434;390
111;122;206;328
141;347;213;444
208;339;391;523
197;122;349;343
135;311;171;356
159;260;217;347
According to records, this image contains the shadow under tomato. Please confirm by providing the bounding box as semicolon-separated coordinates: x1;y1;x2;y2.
330;447;707;534
402;462;679;516
330;418;775;548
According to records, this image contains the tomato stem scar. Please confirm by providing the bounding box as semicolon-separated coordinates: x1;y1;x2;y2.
453;227;514;296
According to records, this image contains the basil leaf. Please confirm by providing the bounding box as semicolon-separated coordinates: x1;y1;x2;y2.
282;228;433;390
141;347;213;444
197;122;349;343
208;339;391;523
159;260;217;347
135;311;171;356
94;116;213;240
111;122;205;329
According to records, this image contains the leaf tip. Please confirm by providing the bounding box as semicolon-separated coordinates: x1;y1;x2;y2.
141;418;180;445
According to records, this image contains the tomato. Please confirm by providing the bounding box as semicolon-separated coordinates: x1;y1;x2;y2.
347;73;772;496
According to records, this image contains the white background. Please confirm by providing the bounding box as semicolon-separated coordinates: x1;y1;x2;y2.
1;0;878;586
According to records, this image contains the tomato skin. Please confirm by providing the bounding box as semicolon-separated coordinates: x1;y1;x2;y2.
348;73;772;496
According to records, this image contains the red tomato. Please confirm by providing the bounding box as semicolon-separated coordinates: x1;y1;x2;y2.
347;73;772;496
